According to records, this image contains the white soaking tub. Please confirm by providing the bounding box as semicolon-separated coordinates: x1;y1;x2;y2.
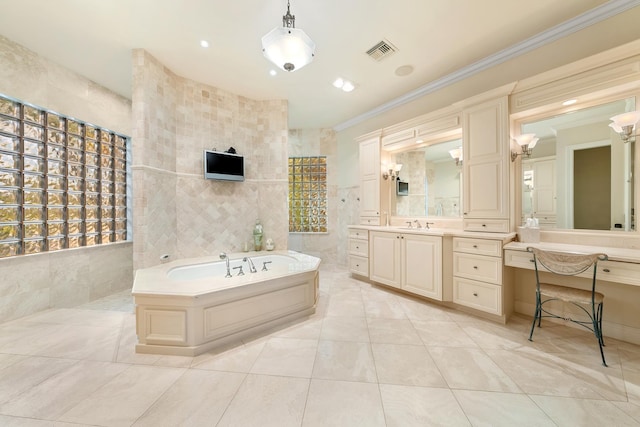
132;250;320;356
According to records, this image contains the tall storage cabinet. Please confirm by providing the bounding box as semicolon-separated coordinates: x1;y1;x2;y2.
358;132;389;225
462;96;510;232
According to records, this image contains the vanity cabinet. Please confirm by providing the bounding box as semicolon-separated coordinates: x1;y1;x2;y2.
348;229;369;277
358;133;389;225
369;230;443;300
462;96;510;232
452;236;511;317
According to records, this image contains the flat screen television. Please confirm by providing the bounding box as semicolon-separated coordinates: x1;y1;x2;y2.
203;150;244;181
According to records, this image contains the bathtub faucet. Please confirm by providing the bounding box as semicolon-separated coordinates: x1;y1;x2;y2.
219;252;232;278
262;261;272;271
243;256;257;273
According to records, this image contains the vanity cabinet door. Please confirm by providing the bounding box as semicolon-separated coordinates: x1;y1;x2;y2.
402;234;443;300
369;231;401;288
358;136;388;224
462;96;509;225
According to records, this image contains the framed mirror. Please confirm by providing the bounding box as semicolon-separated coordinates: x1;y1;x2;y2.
517;97;636;231
390;138;463;218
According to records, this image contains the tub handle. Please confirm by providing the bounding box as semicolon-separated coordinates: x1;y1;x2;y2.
262;261;272;271
233;266;244;276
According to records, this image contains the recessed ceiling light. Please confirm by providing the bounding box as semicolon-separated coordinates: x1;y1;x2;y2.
562;99;577;106
332;77;356;92
269;69;277;76
395;65;414;77
200;40;209;48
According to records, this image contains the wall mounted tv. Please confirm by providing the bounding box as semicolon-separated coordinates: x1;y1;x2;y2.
203;150;245;181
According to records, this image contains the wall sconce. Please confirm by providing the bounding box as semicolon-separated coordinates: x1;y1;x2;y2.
511;134;538;162
448;147;463;166
609;111;640;143
382;163;402;180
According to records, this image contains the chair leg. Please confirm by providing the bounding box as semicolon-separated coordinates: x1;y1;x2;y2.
529;296;540;341
593;302;607;367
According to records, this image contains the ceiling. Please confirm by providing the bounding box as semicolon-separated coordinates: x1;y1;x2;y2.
0;0;636;130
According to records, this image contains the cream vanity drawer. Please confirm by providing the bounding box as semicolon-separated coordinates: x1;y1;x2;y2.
463;219;510;233
504;249;640;287
453;277;501;315
349;256;369;276
453;237;502;257
349;229;368;241
349;239;369;257
453;252;502;284
360;216;381;226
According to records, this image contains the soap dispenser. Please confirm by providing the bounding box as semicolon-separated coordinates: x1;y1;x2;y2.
253;219;264;251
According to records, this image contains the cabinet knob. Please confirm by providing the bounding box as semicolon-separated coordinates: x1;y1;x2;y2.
472;245;478;249
481;224;487;228
356;246;359;249
473;292;478;297
603;268;610;273
396;236;400;239
529;259;535;263
473;266;478;269
356;264;360;267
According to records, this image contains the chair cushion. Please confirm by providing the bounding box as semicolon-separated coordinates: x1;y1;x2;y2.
539;283;604;305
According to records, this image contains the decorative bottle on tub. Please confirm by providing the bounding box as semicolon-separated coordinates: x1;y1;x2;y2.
253;219;263;251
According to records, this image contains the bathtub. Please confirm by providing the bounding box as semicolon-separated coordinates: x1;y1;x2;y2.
132;250;320;356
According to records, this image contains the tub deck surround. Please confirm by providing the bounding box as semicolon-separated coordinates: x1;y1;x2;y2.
132;250;320;356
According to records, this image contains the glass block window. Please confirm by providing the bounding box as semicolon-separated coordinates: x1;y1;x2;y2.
288;156;328;233
0;94;129;258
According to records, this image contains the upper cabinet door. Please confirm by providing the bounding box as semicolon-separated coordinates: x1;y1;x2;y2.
463;96;509;221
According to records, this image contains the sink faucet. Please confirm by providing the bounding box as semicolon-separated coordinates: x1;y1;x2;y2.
405;221;412;228
425;222;434;230
413;219;422;229
243;256;257;273
220;252;232;278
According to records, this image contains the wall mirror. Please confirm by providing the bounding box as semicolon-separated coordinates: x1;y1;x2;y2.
518;97;636;231
389;138;463;218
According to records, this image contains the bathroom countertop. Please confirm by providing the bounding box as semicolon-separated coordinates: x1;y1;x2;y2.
348;224;515;242
504;241;640;264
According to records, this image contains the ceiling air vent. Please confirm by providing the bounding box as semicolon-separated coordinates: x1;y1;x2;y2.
366;39;397;61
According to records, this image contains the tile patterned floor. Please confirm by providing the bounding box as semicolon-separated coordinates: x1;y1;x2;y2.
1;265;640;426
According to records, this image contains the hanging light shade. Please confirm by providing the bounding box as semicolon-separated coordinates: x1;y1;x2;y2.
261;1;315;72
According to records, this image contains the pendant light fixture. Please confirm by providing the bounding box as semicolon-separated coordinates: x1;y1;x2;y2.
261;0;316;72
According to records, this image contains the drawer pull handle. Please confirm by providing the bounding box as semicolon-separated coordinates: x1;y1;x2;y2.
473;292;478;297
355;246;359;249
482;224;487;227
529;259;535;263
473;266;478;270
473;245;478;248
603;268;610;273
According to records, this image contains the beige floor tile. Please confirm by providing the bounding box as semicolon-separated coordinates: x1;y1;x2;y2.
363;298;407;319
0;354;27;372
133;370;245;426
191;339;265;373
217;374;309;427
18;308;125;328
367;318;423;345
312;340;377;382
612;401;640;423
250;337;318;378
485;347;623;400
58;365;185;426
0;360;127;420
0;357;76;405
0;415;85;426
372;343;447;387
325;297;366;317
429;347;521;392
31;323;121;361
380;384;470;427
412;320;478;348
454;389;555;427
399;299;453;321
320;316;370;342
302;379;386;427
459;321;530;350
271;317;323;340
0;322;68;355
530;395;640;426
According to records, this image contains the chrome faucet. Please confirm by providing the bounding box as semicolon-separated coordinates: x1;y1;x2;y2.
262;261;272;271
220;252;232;278
425;222;434;230
243;256;257;273
405;221;412;228
413;219;422;229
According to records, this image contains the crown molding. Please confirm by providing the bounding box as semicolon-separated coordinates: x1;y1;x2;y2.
333;0;640;132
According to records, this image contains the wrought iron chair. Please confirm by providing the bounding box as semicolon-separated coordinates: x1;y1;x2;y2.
527;247;609;366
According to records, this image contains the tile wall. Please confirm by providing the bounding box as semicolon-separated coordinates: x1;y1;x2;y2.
0;35;133;323
132;50;289;268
